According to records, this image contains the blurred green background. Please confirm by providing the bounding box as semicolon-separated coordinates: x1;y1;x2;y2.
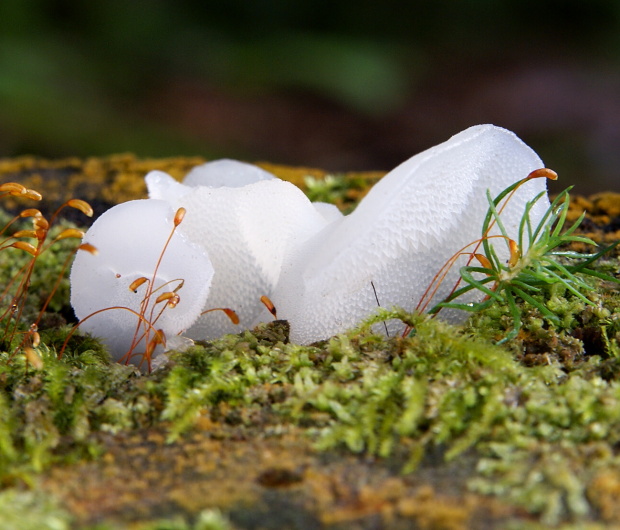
1;0;619;193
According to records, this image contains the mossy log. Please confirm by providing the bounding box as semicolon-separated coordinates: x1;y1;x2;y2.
0;155;619;529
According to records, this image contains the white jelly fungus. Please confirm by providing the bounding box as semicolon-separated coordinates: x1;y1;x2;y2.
271;124;549;343
146;159;332;340
70;199;213;366
70;124;550;361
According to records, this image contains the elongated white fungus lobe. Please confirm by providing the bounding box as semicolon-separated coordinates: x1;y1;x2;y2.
70;199;213;366
70;124;551;362
271;124;549;343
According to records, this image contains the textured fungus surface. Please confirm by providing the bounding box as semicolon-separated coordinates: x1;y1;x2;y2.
146;161;331;340
273;125;549;343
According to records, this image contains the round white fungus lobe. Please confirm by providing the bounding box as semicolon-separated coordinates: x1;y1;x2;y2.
70;199;214;367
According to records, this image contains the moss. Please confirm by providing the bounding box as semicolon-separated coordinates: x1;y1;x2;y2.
566;191;620;256
0;488;72;529
24;302;620;525
1;301;618;525
1;157;620;527
303;173;374;213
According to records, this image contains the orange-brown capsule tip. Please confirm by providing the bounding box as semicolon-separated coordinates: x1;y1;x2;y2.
508;239;521;267
67;199;94;217
11;241;37;256
528;168;558;181
0;182;25;194
24;189;43;201
144;332;165;360
19;208;43;218
128;277;148;293
223;308;240;325
167;294;180;308
78;243;98;255
155;291;175;304
474;253;493;270
56;228;85;241
24;347;44;370
153;329;166;345
201;306;240;324
174;207;186;226
260;295;277;318
12;230;38;239
33;217;49;231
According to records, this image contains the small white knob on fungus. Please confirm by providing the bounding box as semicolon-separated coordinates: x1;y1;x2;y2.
182;158;276;188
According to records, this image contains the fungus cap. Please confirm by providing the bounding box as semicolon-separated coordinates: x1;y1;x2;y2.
70;199;213;366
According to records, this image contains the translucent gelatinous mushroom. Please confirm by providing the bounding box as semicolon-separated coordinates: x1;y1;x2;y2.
70;199;213;366
146;160;332;339
72;125;553;356
271;124;551;343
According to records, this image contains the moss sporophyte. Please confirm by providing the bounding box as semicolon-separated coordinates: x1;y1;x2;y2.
0;182;93;361
0;136;619;525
